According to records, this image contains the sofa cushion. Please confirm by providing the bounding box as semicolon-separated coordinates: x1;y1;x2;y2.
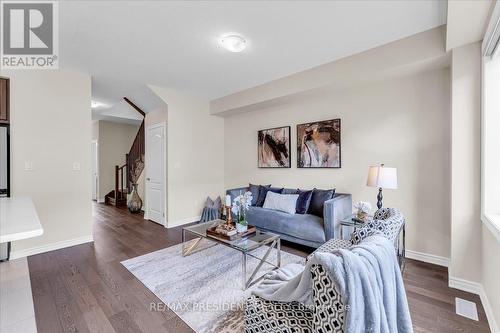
256;186;283;207
263;192;299;214
281;188;298;195
279;188;313;214
249;183;269;206
307;188;335;217
295;189;313;214
246;206;326;243
281;188;312;214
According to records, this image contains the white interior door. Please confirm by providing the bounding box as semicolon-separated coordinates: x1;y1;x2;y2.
91;141;98;201
146;123;166;225
0;127;7;193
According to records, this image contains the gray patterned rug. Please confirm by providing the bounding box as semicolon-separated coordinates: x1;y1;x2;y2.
121;238;305;333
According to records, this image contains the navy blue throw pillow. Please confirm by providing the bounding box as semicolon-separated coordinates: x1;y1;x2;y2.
256;186;283;207
249;183;269;206
307;188;336;217
295;189;313;214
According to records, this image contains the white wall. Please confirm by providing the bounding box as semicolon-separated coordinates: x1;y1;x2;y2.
149;86;224;227
92;121;99;141
97;120;140;200
225;68;451;260
449;42;482;284
145;107;168;127
0;69;93;255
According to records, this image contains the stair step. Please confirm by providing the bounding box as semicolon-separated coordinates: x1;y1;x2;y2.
105;190;128;207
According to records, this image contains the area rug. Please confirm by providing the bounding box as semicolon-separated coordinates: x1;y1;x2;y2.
121;239;305;333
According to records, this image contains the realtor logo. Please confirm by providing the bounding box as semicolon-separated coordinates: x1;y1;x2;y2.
1;1;59;69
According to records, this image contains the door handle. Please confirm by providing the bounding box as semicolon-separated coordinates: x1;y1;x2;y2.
147;178;150;181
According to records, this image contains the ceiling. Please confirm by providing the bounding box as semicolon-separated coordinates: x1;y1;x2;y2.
58;1;447;119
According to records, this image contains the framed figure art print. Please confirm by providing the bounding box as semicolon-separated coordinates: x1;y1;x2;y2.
258;126;291;168
297;119;341;168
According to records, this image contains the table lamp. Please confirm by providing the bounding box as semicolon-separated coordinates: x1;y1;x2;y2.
366;164;398;209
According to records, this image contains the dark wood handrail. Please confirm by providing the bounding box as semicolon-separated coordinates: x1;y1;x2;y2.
124;97;145;117
126;119;145;190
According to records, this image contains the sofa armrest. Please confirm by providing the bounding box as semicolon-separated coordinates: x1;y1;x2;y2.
225;187;249;201
323;193;352;240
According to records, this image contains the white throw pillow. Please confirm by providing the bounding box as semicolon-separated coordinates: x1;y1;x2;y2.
263;191;299;215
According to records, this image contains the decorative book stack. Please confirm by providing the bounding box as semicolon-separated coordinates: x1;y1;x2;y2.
214;223;237;237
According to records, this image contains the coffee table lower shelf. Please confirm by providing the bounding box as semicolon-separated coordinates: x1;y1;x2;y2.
181;222;281;290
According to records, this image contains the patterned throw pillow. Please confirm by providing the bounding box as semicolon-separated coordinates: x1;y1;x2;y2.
350;208;404;245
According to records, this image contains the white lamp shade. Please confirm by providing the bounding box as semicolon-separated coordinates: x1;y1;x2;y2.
367;165;398;189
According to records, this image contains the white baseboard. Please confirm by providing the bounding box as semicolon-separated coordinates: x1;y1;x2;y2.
10;235;94;259
167;216;201;228
449;276;483;294
405;249;450;267
97;198;105;203
449;276;499;333
479;285;500;333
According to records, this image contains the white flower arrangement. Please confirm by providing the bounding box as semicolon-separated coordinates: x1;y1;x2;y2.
354;201;372;214
231;191;253;224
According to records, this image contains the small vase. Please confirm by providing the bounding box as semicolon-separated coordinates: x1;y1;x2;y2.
236;223;248;233
128;183;143;213
236;210;248;233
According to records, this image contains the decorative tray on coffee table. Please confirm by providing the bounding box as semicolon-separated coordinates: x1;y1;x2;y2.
206;224;257;241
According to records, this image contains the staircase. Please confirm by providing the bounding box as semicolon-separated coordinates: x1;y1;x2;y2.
104;189;128;206
105;98;145;207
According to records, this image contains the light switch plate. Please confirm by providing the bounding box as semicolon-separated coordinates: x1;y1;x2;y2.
455;297;479;321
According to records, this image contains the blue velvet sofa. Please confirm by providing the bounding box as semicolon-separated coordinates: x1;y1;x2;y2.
226;187;352;248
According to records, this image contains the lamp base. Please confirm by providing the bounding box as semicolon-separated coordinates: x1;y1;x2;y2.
377;188;383;209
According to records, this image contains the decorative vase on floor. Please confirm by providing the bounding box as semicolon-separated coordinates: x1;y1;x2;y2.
128;183;143;213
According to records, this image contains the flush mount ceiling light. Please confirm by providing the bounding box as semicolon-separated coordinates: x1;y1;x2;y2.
219;34;247;52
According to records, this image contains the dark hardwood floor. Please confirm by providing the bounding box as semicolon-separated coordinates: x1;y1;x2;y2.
28;203;491;333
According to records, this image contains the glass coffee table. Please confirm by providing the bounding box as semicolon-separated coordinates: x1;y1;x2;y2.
182;219;281;290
